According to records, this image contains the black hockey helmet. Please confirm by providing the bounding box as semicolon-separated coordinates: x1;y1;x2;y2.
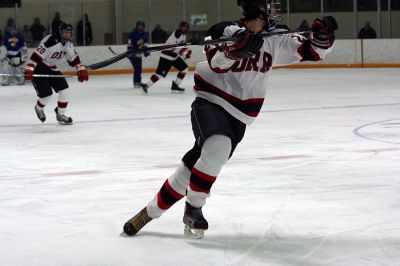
179;21;189;33
58;22;73;41
237;0;281;30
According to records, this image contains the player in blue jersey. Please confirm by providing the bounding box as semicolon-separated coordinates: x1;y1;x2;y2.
127;20;150;88
0;24;27;86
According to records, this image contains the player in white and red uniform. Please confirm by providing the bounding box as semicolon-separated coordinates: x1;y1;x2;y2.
123;0;338;238
24;23;89;125
140;21;192;93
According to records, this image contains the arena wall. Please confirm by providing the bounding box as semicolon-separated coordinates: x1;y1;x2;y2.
25;39;400;75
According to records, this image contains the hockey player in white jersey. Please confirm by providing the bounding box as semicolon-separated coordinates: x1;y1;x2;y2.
24;23;89;125
140;21;192;93
123;0;337;239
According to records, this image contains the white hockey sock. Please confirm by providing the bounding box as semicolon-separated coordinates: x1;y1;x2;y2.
36;95;52;110
174;68;188;85
146;163;191;219
57;89;70;115
186;135;231;208
147;74;162;88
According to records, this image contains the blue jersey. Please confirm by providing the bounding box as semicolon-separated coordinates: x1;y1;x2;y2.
3;34;26;57
127;30;148;57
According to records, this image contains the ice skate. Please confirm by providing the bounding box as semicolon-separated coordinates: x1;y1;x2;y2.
54;107;73;125
171;81;185;92
139;83;149;94
34;105;46;123
183;202;208;239
123;208;153;236
134;82;146;89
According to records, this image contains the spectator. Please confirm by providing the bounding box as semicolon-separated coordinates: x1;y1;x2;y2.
189;32;203;43
4;18;16;35
51;12;64;35
22;25;33;47
358;21;377;39
30;17;46;44
77;13;93;46
298;20;310;31
151;24;168;44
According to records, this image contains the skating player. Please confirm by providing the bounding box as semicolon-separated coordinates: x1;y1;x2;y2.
124;0;337;238
24;23;89;125
127;20;150;88
140;21;192;93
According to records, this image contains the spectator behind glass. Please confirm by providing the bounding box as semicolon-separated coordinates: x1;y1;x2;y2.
51;12;64;35
298;20;310;31
151;24;168;44
30;17;46;44
77;13;93;46
358;21;377;39
4;18;16;35
22;24;33;47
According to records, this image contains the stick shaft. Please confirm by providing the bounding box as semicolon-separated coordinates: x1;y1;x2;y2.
87;29;311;70
0;73;75;78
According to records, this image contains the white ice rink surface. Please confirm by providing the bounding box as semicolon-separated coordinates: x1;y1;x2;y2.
0;69;399;266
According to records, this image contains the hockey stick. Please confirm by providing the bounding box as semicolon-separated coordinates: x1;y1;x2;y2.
0;73;76;78
87;29;312;70
108;46;119;56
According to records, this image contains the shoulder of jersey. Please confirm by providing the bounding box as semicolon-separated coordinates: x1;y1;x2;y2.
44;35;59;48
174;29;183;39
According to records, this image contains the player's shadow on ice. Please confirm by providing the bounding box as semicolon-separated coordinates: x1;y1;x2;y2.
134;230;400;266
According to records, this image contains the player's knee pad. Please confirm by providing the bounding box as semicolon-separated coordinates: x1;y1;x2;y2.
200;134;232;168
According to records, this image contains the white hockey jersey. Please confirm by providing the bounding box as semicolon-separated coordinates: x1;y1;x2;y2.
194;22;333;125
160;29;190;61
28;35;82;71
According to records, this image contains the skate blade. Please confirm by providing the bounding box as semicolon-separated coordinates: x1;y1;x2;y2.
57;121;73;125
184;225;204;239
120;231;131;237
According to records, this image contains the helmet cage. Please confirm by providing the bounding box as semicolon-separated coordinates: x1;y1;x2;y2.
59;23;73;41
238;0;282;30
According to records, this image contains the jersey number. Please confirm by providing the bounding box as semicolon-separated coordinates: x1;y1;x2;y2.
36;46;46;54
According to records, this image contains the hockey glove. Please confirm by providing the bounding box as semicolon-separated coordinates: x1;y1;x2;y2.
77;64;89;83
311;16;338;49
224;29;264;60
24;64;35;80
185;49;192;59
144;50;150;57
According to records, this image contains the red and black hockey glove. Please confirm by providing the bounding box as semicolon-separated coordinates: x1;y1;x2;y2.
23;64;35;80
224;29;264;60
77;65;89;83
311;16;338;49
185;49;192;59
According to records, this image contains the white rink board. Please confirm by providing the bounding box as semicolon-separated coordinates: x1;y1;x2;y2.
0;69;400;265
24;39;400;72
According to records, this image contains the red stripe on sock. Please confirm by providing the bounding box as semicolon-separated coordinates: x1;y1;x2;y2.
58;101;68;108
150;74;159;83
165;180;184;200
189;182;210;194
192;168;216;183
156;192;170;210
36;100;45;108
177;72;186;80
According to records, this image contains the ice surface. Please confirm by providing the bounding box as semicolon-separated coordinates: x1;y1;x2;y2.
0;69;399;266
